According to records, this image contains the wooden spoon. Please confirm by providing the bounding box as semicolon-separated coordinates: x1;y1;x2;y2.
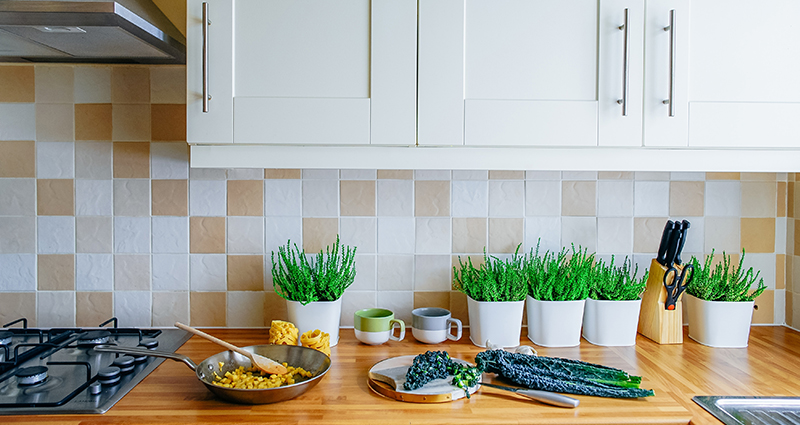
175;322;288;375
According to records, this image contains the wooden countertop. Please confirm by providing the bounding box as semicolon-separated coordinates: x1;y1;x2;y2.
5;326;800;424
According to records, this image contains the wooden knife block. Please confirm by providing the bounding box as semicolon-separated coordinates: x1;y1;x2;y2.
638;258;684;344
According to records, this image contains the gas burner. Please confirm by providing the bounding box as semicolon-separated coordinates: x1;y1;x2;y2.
138;338;158;350
97;366;120;386
0;330;11;346
16;366;48;386
112;356;135;374
78;331;111;347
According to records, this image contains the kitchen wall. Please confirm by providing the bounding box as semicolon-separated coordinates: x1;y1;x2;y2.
789;176;799;329
0;64;790;329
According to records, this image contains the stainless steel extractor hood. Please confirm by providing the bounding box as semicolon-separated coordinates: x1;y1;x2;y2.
0;0;185;64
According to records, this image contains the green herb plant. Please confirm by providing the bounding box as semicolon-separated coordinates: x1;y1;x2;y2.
271;236;357;305
526;243;593;301
687;249;766;302
589;256;648;301
453;245;527;302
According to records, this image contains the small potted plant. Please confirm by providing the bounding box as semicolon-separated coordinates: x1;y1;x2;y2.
271;236;356;347
685;249;766;348
453;245;527;348
582;257;648;346
525;244;592;347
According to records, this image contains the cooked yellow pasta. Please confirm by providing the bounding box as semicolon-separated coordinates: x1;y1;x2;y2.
300;329;331;357
211;363;314;389
268;320;299;345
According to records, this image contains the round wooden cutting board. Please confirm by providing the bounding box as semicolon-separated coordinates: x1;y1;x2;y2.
367;355;479;403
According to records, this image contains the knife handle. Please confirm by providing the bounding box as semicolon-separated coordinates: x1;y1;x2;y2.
515;388;580;408
656;220;674;266
674;220;690;265
663;221;682;267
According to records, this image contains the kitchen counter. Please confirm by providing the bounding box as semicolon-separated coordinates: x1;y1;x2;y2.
4;326;800;424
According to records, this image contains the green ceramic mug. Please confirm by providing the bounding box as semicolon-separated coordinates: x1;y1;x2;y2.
353;308;405;345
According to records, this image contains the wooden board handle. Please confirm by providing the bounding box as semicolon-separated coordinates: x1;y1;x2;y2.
175;322;252;359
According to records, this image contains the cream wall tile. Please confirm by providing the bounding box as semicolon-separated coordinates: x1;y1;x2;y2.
0;254;36;291
634;172;670;181
190;168;226;180
340;217;377;254
37;216;74;254
741;182;777;218
414;292;451;311
190;254;226;291
378;180;413;216
563;171;596;180
377;170;413;180
778;182;787;218
706;181;742;217
151;179;188;216
376;290;413;324
37;179;74;216
75;141;112;179
76;253;113;291
227;180;263;216
38;254;74;291
453;170;487;180
38;291;75;327
227;255;264;291
76;216;112;253
561;217;597;252
0;293;35;325
37;142;74;178
265;169;301;179
74;103;111;141
152;254;189;291
670;172;705;181
74;67;111;103
414;170;450;180
597;217;633;254
265;217;301;255
152;216;189;253
227;291;265;327
302;217;339;253
599;171;633;180
752;290;774;324
741;218;775;253
113;142;150;178
341;169;377;180
76;180;113;216
36;104;74;142
452;217;486;253
377;255;413;291
189;216;225;253
488;218;523;253
115;291;151;327
190;292;227;327
415;218;450;254
151;142;189;179
112;104;150;141
150;67;186;104
265;180;302;216
452;180;488;217
0;179;35;215
350;254;376;291
76;291;112;327
0;66;34;102
634;181;669;217
111;67;150;103
414;255;451;291
449;291;468;326
0;104;36;141
151;104;185;141
562;181;596;216
114;217;150;253
741;173;776;181
114;254;150;291
670;181;705;217
489;181;524;217
489;170;524;180
0;141;35;177
114;179;150;216
340;180;376;216
415;181;450;217
152;292;189;327
35;66;73;103
263;291;290;325
525;181;560;216
597;180;633;217
190;180;226;216
340;291;377;327
377;217;415;254
0;217;35;253
302;180;338;217
227;216;264;254
303;169;339;179
704;217;741;253
633;217;669;254
525;217;561;253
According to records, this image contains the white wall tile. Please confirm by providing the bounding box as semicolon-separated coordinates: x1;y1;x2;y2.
377;217;415;254
190;254;226;291
189;180;226;216
524;217;561;253
302;169;339;179
227;216;264;254
74;67;111;103
227;291;265;327
0;104;35;141
0;217;35;253
525;181;560;216
377;255;413;291
776;217;787;255
114;291;152;327
152;216;189;253
742;253;776;290
452;170;487;180
76;216;113;253
634;181;670;217
114;254;151;290
415;218;450;254
0;254;35;291
152;254;190;291
38;216;75;254
0;179;35;215
76;253;113;291
489;181;524;217
341;169;377;180
302;180;338;216
113;180;150;216
775;289;785;325
670;172;705;181
706;181;742;217
114;217;150;253
341;291;377;327
704;217;740;253
376;290;413;325
562;171;597;180
452;180;488;217
75;141;112;179
152;292;189;327
150;142;189;179
377;180;413;216
76;180;113;216
680;218;704;255
634;172;670;181
38;291;75;327
597;217;633;254
561;217;597;252
350;254;376;291
525;171;561;180
265;180;302;216
414;255;451;291
37;142;74;178
598;180;634;217
414;170;450;180
340;217;377;254
189;168;227;180
265;217;302;255
227;168;263;180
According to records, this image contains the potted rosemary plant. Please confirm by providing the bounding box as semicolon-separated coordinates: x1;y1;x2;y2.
525;244;592;347
685;249;766;348
453;245;527;348
271;236;356;346
582;257;647;346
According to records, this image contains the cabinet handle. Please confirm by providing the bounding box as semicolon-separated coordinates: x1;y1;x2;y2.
616;8;630;116
662;9;675;117
202;2;210;113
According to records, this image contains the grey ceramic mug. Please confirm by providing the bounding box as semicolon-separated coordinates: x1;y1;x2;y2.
411;307;462;344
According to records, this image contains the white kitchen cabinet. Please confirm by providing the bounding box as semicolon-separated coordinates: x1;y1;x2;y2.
186;0;416;146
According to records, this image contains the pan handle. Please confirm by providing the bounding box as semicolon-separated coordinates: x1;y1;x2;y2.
94;345;197;371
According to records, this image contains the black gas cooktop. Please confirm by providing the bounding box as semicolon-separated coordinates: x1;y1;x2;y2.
0;317;191;415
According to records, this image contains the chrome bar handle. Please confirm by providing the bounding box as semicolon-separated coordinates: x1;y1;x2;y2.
663;9;675;117
202;2;210;113
616;8;630;116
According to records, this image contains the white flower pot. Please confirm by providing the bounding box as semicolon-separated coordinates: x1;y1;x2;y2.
685;294;754;348
582;298;642;346
286;298;342;347
466;297;524;348
526;296;585;347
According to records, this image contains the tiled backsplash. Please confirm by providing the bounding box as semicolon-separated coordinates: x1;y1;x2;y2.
0;64;794;329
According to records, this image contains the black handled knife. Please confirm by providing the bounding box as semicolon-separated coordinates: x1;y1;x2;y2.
656;220;674;267
664;221;682;267
674;220;691;266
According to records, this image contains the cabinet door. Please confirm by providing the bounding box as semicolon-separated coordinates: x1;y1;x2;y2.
419;0;599;147
688;0;800;148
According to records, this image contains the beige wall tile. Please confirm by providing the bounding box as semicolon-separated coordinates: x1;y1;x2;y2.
488;218;523;253
489;170;524;180
449;291;468;326
415;181;450;217
0;66;35;102
670;181;704;217
35;66;74;103
111;67;150;103
778;182;787;217
787;291;794;327
113;142;150;178
150;67;186;104
36;104;74;142
777;254;786;290
741;173;776;181
302;217;339;253
152;180;188;216
741;182;777;218
340;180;375;216
37;179;74;215
706;172;740;180
227;255;264;291
598;171;633;180
265;169;301;179
76;292;112;327
227;180;264;216
190;292;227;327
264;291;288;326
152;292;189;327
227;291;266;327
38;254;74;290
413;291;450;310
112;104;150;141
561;181;596;216
74;103;112;141
741;218;775;253
752;290;774;324
789;182;795;218
0;141;35;177
190;217;226;253
114;254;151;291
795;220;800;256
377;170;413;179
0;293;36;326
633;217;669;253
151;104;186;141
452;218;487;253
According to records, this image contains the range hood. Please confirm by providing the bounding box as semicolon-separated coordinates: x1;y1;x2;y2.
0;0;185;64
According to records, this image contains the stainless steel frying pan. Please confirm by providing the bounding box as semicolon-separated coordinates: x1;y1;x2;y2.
94;344;331;404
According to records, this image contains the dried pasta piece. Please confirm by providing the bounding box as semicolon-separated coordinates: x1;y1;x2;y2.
301;329;331;356
269;320;299;345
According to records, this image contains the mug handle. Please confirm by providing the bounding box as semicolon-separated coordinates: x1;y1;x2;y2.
389;319;405;341
446;318;462;341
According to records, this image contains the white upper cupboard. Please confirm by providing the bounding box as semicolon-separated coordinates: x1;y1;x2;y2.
186;0;417;145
